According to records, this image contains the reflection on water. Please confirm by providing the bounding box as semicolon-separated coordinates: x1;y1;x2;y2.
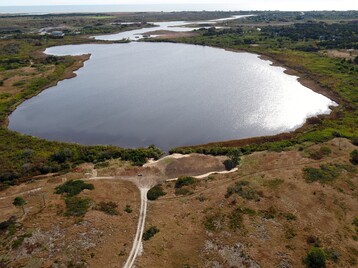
9;42;335;151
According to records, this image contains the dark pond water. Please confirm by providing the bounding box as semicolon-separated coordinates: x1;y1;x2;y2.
9;42;335;151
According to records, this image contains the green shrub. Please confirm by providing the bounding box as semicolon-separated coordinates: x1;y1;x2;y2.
175;176;197;188
283;212;297;221
304;247;326;268
259;206;277;219
303;165;339;183
350;150;358;165
12;196;26;207
55;180;94;197
228;208;244;230
11;233;32;249
124;204;132;213
285;227;297;239
225;181;258;200
147;185;166;200
65;197;91;217
0;216;16;231
95;201;119;215
143;226;159;241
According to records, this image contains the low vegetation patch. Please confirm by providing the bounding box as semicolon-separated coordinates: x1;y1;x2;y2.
55;180;94;197
11;233;32;249
282;212;297;221
259;206;277;220
204;212;225;232
228;208;244;230
64;197;91;217
225;181;259;201
303;164;340;183
307;146;332;160
303;247;327;268
143;226;160;241
175;187;193;196
351;150;358;165
147;185;166;200
0;216;16;232
264;178;284;189
95;201;119;215
175;176;197;188
124;204;132;213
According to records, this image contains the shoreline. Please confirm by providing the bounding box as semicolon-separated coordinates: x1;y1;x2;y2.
2;52;91;128
3;37;345;152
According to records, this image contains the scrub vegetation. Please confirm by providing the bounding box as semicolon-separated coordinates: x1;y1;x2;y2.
0;10;357;268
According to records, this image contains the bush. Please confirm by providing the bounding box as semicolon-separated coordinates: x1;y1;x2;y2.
55;180;94;197
175;188;193;196
303;165;339;183
350;150;358;165
283;212;297;221
124;204;132;213
225;181;258;200
308;147;331;160
143;226;159;241
228;208;244;230
65;197;91;216
259;206;277;219
95;201;119;215
351;136;358;146
0;216;16;231
12;233;32;249
304;247;326;268
147;185;166;200
175;176;197;189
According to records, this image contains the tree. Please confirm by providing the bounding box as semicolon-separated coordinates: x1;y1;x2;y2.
13;196;26;215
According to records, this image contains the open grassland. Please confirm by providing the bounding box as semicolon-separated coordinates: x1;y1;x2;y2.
0;138;356;267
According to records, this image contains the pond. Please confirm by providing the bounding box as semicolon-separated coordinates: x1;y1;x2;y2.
8;41;335;151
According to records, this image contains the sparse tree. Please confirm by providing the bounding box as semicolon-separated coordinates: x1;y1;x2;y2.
13;196;26;215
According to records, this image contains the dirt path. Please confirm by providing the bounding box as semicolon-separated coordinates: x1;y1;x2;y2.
123;186;149;268
0;187;42;200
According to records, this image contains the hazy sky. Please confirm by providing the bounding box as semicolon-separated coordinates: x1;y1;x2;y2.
0;0;357;11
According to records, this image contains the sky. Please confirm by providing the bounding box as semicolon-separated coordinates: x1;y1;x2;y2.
0;0;357;11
